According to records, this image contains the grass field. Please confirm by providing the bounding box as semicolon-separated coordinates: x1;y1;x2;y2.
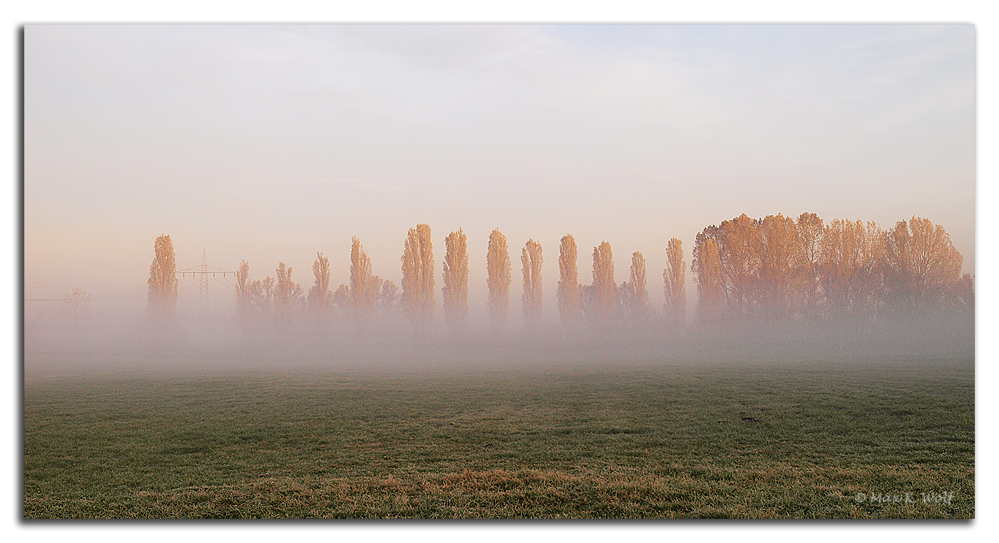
23;354;974;519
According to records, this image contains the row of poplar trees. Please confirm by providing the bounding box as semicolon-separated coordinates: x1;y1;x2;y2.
225;224;688;339
150;213;972;333
691;213;973;324
396;225;689;340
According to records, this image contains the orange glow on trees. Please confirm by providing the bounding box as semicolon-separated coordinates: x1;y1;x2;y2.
351;237;377;331
663;238;686;328
402;224;434;341
443;229;469;335
591;241;615;322
486;229;512;331
521;239;543;324
628;251;648;327
308;252;333;321
274;262;303;322
147;234;178;321
884;216;963;314
557;234;581;325
697;237;723;325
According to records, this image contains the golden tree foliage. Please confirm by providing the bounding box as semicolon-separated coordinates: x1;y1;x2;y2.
350;238;377;326
401;224;434;339
274;262;303;321
692;212;966;323
557;234;581;323
720;214;763;319
486;228;512;330
591;241;615;321
147;234;178;320
697;237;723;325
760;214;805;319
818;219;885;318
663;238;686;328
442;229;469;334
521;239;543;324
796;212;824;315
883;216;963;312
308;252;333;319
628;251;648;326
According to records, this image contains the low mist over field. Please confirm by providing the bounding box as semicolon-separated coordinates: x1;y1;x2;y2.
22;23;976;520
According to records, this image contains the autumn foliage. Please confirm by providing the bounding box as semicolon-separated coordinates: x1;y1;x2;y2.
589;241;615;322
693;213;969;323
486;229;512;331
219;212;968;339
402;224;434;341
521;239;543;324
557;234;581;324
443;229;469;334
147;234;178;320
663;238;686;328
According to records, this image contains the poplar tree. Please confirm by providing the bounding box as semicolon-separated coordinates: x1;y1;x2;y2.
274;262;303;322
521;239;543;324
235;260;252;322
629;251;648;327
697;237;724;325
402;224;434;341
591;241;615;321
557;234;581;324
147;234;178;320
486;229;512;330
663;238;686;328
308;252;333;320
442;229;469;335
351;238;377;330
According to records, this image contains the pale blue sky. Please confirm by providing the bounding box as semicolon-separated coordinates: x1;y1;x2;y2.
24;24;975;321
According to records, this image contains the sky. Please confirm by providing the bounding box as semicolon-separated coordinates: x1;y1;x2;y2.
24;23;976;323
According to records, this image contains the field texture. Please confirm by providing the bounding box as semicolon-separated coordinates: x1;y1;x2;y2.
23;357;974;519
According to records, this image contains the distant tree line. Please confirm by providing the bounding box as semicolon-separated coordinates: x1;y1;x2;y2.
146;213;973;338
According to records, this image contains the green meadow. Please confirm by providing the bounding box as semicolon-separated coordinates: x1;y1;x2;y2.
23;355;973;519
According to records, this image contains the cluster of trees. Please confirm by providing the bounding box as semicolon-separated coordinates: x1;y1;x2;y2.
234;238;398;331
692;213;973;324
558;236;687;332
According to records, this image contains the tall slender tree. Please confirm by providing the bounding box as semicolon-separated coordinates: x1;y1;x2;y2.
557;234;581;324
720;214;763;319
235;260;252;322
663;238;686;328
486;229;512;331
628;251;648;327
351;237;377;331
401;224;434;341
697;237;724;325
274;262;303;322
147;234;178;320
521;239;543;324
591;241;615;321
308;252;333;320
442;229;469;335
